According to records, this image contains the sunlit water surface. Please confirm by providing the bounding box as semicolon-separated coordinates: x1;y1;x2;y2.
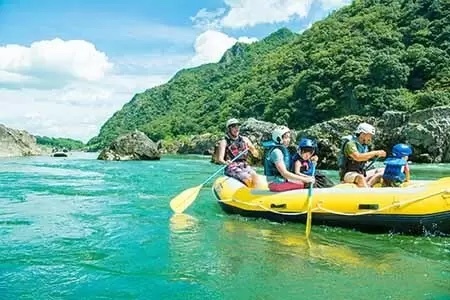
0;153;449;299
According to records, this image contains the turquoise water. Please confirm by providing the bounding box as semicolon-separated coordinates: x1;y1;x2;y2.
0;153;449;299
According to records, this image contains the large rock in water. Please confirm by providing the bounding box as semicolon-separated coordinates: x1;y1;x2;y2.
97;130;160;161
0;124;43;157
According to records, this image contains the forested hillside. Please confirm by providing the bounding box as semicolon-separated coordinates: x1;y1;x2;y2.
36;136;85;150
87;0;450;150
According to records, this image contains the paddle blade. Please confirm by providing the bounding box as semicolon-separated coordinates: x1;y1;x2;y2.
170;185;203;213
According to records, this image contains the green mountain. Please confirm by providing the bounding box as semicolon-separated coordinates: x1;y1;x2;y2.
36;136;85;150
87;0;450;150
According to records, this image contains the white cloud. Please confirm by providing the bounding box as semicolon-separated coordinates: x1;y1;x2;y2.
189;30;257;66
237;36;259;44
192;0;351;29
0;73;169;142
221;0;312;28
0;70;33;84
0;30;258;142
0;38;112;85
0;38;183;142
190;8;226;29
318;0;352;10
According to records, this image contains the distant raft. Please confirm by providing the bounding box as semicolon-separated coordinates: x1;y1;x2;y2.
52;152;68;157
212;175;450;236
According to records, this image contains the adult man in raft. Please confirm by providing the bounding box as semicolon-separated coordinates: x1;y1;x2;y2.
216;118;260;187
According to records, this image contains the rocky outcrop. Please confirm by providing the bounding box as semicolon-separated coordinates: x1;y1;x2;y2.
297;106;450;168
297;116;376;169
158;106;450;169
97;130;160;161
177;133;221;155
0;124;43;157
376;106;450;163
206;106;450;168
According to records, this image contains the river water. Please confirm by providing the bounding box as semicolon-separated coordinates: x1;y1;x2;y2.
0;153;449;299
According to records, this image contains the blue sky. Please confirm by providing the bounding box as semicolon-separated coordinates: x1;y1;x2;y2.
0;0;351;142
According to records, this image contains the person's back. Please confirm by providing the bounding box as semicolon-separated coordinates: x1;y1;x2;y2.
382;144;412;187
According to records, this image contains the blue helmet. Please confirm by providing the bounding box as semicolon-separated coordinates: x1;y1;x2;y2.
298;138;316;152
392;143;412;157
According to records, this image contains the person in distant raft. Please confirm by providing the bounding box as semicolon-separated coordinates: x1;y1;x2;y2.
264;126;315;192
216;118;260;187
382;143;412;187
338;122;386;187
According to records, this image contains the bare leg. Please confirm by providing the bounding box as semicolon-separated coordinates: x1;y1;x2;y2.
354;175;368;188
366;168;384;177
250;172;259;188
367;173;382;187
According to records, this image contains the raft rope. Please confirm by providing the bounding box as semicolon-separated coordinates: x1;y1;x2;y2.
212;185;450;217
317;189;449;216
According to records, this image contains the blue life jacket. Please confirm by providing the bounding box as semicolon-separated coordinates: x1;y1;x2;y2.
338;136;368;180
263;141;291;177
383;157;407;183
291;153;314;176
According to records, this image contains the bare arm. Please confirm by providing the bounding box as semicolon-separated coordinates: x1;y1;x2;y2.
348;150;386;162
274;160;314;184
243;136;259;159
404;163;411;182
216;139;228;165
293;160;301;175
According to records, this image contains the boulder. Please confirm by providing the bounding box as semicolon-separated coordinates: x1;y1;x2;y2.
376;106;450;163
98;130;160;161
0;124;43;157
173;105;450;168
177;133;221;155
297;115;376;169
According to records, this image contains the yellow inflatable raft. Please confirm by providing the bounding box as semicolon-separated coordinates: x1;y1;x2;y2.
212;176;450;235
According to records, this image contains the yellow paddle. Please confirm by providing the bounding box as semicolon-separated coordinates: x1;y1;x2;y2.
170;149;248;214
305;163;316;239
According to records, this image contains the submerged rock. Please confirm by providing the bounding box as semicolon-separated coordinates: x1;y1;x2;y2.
98;130;160;161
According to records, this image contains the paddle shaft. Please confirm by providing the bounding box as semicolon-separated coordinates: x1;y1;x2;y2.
201;149;249;186
365;156;379;171
305;164;316;239
307;165;316;197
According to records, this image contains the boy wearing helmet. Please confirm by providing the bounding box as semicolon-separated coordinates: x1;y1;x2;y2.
216;118;260;187
263;126;315;192
382;143;412;187
339;122;386;187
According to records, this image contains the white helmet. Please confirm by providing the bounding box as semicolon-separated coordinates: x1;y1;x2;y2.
226;118;240;128
272;126;290;144
355;122;376;135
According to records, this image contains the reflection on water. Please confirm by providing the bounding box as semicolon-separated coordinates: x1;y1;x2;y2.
169;213;199;232
168;213;450;299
